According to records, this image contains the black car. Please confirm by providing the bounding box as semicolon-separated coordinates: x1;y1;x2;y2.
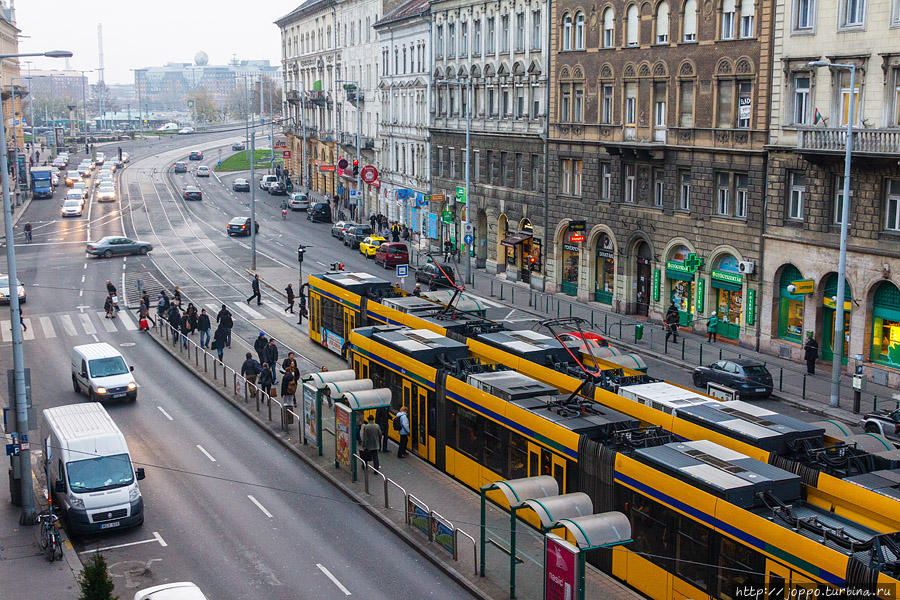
692;359;774;399
344;225;372;248
232;142;245;151
415;263;456;288
227;217;259;236
268;181;287;195
232;178;250;192
189;151;203;161
182;185;202;201
308;202;332;223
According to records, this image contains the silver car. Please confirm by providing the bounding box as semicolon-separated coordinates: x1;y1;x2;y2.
0;275;25;304
288;193;309;211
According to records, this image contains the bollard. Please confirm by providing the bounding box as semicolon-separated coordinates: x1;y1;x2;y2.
681;338;685;361
511;286;514;304
490;280;494;297
779;368;783;391
699;343;702;365
719;348;723;360
267;395;273;421
195;346;199;366
528;291;532;307
604;314;608;335
233;372;237;393
802;374;807;399
873;395;878;411
649;326;654;350
569;303;572;318
204;352;208;372
664;334;668;354
500;284;504;301
557;301;560;317
213;359;217;379
590;311;594;329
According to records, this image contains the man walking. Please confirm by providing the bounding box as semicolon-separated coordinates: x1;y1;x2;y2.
197;308;211;348
241;352;262;398
264;338;279;385
360;415;382;470
211;325;226;362
254;332;268;363
247;273;262;306
285;283;295;314
297;292;307;325
665;302;680;343
395;406;410;458
216;305;233;348
804;333;819;375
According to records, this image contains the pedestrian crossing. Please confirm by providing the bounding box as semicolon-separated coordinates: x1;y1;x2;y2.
1;309;138;343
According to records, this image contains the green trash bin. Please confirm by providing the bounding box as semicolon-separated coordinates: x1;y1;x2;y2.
634;324;644;341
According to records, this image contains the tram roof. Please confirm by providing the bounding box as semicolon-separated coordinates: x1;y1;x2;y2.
476;330;581;365
320;271;393;295
512;395;640;437
368;326;469;364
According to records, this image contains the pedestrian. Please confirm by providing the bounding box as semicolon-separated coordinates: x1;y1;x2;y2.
707;311;719;343
216;305;233;348
197;308;211;348
104;294;115;318
247;274;262;305
138;301;154;330
281;367;297;415
375;406;389;452
444;239;453;262
281;351;298;375
412;284;422;297
157;290;169;321
23;222;31;243
391;223;400;243
186;303;198;334
18;306;26;332
264;338;279;384
297;292;307;325
360;414;382;470
369;215;376;230
179;310;191;348
665;302;680;343
285;283;295;313
106;280;117;297
258;362;275;398
241;352;262;398
395;407;410;458
804;332;819;375
211;325;227;362
172;285;182;307
167;303;181;330
254;331;268;363
140;290;151;315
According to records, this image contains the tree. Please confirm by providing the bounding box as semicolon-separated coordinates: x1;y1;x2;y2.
250;76;282;117
23;95;74;126
89;81;117;117
78;552;118;600
185;86;219;124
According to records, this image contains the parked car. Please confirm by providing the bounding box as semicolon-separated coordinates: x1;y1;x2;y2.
259;174;278;190
692;359;774;399
134;582;209;600
0;275;26;304
86;236;153;258
359;236;386;258
188;151;203;160
415;262;456;288
343;224;372;248
331;221;355;239
231;142;245;151
860;408;900;440
182;185;202;201
308;202;331;223
374;242;409;268
227;217;259;237
288;192;309;210
174;161;187;173
268;181;287;195
232;178;250;192
196;166;211;177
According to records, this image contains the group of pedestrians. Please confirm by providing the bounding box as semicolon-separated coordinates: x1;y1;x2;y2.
104;280;120;319
358;405;410;470
368;214;411;243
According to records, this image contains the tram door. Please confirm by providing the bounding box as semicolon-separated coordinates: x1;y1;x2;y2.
417;387;429;460
527;445;567;492
403;381;417;453
342;310;355;353
766;562;790;600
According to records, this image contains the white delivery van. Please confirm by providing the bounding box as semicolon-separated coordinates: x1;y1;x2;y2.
134;582;209;600
71;342;137;401
41;403;145;534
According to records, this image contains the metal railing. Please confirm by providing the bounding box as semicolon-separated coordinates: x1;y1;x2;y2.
797;127;900;154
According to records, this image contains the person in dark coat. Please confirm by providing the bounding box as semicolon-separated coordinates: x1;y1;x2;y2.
297;292;307;325
285;284;295;313
263;338;279;384
375;406;390;452
167;304;181;331
254;332;268;363
197;309;211;348
179;311;191;347
241;352;262;398
804;333;819;375
216;305;233;348
280;368;296;408
211;325;227;362
665;303;680;343
106;280;117;296
281;351;298;375
185;303;198;334
258;363;275;398
246;274;262;305
157;290;170;321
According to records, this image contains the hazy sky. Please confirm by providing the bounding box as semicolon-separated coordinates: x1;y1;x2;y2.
15;1;300;83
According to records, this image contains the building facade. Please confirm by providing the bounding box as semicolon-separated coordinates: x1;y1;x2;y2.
430;0;549;281
374;0;431;229
0;0;21;149
27;69;87;104
546;0;774;347
761;0;900;383
134;59;280;110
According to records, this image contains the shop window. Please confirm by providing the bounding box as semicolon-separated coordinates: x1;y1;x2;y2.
712;254;743;338
561;234;580;296
667;246;696;323
777;265;805;342
595;234;615;305
872;282;900;366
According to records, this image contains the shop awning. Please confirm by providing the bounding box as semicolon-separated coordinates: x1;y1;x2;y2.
501;232;532;247
665;268;693;282
711;277;742;292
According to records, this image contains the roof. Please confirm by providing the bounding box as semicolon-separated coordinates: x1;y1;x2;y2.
275;0;333;26
374;0;430;29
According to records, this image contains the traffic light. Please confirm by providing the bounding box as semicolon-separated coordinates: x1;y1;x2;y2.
352;159;359;177
297;244;305;264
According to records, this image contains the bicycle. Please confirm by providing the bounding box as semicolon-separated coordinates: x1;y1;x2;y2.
37;509;63;562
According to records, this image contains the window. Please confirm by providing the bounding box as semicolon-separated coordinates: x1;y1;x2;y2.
717;172;731;214
656;2;670;43
487;17;496;53
474;20;482;54
654;169;664;206
517;13;525;51
601;163;612;200
792;75;810;124
654;82;667;127
501;15;510;52
794;0;814;30
625;82;637;125
449;23;456;57
624;164;636;202
560;88;571;121
562;13;573;50
474;150;481;182
450;147;456;178
516;86;525;118
515;153;524;187
893;0;900;24
436;146;444;177
531;154;540;190
740;0;755;37
676;515;712;592
560;159;583;195
461;22;468;56
839;70;861;126
532;86;541;118
841;0;865;27
574;12;585;49
456;405;482;461
834;176;850;224
887;180;900;231
436;24;444;58
487;87;495;116
893;69;900;126
735;174;748;217
789;173;806;220
717;79;734;128
717;536;765;600
482;419;506;475
737;81;752;128
626;4;639;45
501;151;510;186
502;88;510;116
679;80;695;127
573;86;584;123
683;0;697;40
487;150;494;184
532;11;542;49
722;0;736;38
679;172;691;210
603;8;615;47
601;85;614;123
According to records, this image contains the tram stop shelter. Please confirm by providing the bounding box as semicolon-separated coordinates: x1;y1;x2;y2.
333;388;392;481
301;369;356;455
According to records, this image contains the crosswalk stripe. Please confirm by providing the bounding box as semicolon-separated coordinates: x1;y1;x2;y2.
1;320;10;342
118;310;137;330
59;314;77;336
235;302;264;319
39;316;56;338
205;303;220;313
97;312;118;332
78;313;96;335
21;319;34;340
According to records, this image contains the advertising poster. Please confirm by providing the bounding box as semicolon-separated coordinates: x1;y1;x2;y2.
430;515;456;556
323;329;344;356
428;213;439;239
335;403;351;469
303;384;318;445
545;534;579;600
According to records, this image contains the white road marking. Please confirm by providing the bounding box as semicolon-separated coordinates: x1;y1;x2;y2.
0;321;10;342
78;532;167;554
97;312;118;332
83;263;87;269
205;303;220;313
317;564;352;596
247;495;273;518
118;310;137;330
79;312;96;334
91;334;99;342
39;316;55;338
81;275;86;283
21;319;34;340
235;302;264;319
79;289;83;297
196;445;216;462
59;314;77;336
153;531;167;547
157;406;173;421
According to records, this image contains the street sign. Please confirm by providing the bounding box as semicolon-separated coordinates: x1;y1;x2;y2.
791;279;815;294
456;186;466;204
569;233;585;243
569;220;586;232
283;151;292;158
361;165;379;184
464;234;473;244
431;194;445;203
396;264;409;278
338;158;349;170
337;185;344;194
350;190;358;198
441;210;454;224
464;222;473;233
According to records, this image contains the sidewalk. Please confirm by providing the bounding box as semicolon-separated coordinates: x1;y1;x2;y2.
147;292;644;600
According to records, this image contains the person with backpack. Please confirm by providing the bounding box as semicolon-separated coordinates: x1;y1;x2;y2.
375;406;390;452
394;407;410;458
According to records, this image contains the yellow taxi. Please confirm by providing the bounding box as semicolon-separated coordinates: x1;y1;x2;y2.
359;235;386;258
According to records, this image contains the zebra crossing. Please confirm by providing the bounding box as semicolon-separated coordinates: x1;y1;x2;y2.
1;309;139;342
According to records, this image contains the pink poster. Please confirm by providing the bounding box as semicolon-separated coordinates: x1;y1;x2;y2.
335;403;351;468
545;535;578;600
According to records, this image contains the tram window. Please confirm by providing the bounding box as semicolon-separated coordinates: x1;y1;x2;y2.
483;420;507;476
630;494;675;571
321;298;345;337
362;364;368;379
768;573;786;600
353;360;361;378
565;459;578;493
540;449;552;478
676;515;713;593
529;452;538;477
717;536;765;600
403;386;411;412
457;405;482;461
508;433;528;479
427;390;436;438
553;464;564;494
446;402;458;448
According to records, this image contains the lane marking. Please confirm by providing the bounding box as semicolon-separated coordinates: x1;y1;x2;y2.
317;564;352;596
196;445;216;462
81;275;86;283
97;312;118;332
78;312;97;335
21;319;34;341
91;334;99;342
79;289;83;297
59;314;77;336
247;495;273;518
118;310;137;330
153;531;167;547
83;263;87;269
0;320;10;342
235;302;264;319
39;316;56;338
157;406;173;421
78;532;167;554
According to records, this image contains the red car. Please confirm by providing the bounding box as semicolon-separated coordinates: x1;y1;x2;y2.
374;242;409;268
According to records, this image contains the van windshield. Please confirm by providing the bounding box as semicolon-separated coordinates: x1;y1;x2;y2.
67;453;134;493
89;357;129;378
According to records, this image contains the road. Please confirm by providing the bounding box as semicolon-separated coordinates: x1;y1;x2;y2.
0;132;474;599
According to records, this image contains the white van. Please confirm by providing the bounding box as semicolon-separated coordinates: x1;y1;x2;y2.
42;403;145;534
71;342;138;401
134;582;209;600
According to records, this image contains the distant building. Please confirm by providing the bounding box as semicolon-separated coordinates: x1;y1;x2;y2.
27;69;88;103
0;0;22;148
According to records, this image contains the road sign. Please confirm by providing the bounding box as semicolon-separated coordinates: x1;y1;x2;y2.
464;234;473;244
337;185;344;194
569;232;585;243
441;210;454;224
283;151;292;158
569;220;586;232
791;279;815;294
350;190;358;198
338;158;349;169
456;186;466;204
396;264;409;278
361;165;379;184
431;194;445;203
464;222;473;233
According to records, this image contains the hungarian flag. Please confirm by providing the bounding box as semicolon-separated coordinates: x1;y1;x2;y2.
813;108;823;124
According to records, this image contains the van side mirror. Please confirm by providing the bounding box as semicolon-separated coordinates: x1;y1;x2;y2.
136;467;145;481
130;366;134;372
54;480;66;494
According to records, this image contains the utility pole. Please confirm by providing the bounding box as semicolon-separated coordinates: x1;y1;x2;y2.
356;90;361;222
300;79;307;190
464;80;471;285
244;75;249;155
268;79;275;174
79;70;88;138
250;76;257;271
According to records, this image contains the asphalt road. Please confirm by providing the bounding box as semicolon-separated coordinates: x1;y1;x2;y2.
0;133;474;599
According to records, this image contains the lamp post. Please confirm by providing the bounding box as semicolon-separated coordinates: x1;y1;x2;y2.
437;79;472;285
0;50;72;523
809;60;856;408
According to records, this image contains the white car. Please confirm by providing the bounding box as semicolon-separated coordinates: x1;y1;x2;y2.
0;275;25;304
259;174;277;190
178;127;194;135
196;166;211;177
157;122;179;132
288;192;309;210
95;152;105;165
97;185;116;202
61;198;83;217
72;181;88;199
134;582;208;600
122;151;130;163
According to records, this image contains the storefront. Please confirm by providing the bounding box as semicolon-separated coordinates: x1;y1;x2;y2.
777;265;805;343
870;281;900;367
594;234;615;305
501;221;536;284
560;232;580;296
711;255;743;340
665;246;696;326
820;274;851;364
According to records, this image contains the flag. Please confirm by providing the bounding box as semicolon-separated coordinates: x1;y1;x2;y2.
813;108;823;124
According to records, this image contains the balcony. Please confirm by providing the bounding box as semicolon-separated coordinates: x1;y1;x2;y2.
550;124;766;152
344;84;364;106
797;127;900;156
306;90;329;106
286;90;301;104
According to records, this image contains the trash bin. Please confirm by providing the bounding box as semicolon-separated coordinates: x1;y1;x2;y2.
635;324;644;341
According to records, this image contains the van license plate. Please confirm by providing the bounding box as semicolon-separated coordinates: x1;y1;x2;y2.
755;388;766;392
100;521;120;529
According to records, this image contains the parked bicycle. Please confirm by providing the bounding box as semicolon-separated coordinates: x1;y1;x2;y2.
37;509;63;562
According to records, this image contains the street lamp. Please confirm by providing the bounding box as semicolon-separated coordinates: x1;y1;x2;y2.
808;59;856;408
0;49;72;523
437;78;472;285
337;79;362;221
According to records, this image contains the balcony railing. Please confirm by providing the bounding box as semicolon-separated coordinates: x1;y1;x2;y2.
306;90;329;106
797;127;900;155
549;123;766;150
286;90;301;103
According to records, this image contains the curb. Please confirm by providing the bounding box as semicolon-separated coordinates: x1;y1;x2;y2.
145;327;488;600
11;196;33;228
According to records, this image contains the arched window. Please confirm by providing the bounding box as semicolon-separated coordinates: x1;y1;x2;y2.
574;12;585;49
776;264;804;341
682;0;697;40
603;8;615;47
626;5;639;46
656;2;670;42
562;13;573;50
